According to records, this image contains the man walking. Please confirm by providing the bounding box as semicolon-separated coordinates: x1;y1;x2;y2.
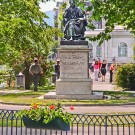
109;63;115;83
55;60;60;79
29;58;42;91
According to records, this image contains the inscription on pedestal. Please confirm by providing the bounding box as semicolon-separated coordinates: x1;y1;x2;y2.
60;52;88;78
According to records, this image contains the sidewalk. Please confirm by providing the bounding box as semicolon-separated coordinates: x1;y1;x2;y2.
0;103;135;113
91;71;121;91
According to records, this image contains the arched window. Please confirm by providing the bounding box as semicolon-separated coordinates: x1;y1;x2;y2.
118;42;128;57
88;43;93;59
96;45;102;57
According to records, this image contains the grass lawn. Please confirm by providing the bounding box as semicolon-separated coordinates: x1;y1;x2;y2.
0;90;135;105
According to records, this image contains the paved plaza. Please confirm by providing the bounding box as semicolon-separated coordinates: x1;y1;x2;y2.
90;71;119;91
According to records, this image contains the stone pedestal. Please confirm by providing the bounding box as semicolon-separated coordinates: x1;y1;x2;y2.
44;41;102;100
55;41;102;100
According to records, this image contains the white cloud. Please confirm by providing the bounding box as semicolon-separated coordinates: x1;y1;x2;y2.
39;1;56;12
39;0;63;12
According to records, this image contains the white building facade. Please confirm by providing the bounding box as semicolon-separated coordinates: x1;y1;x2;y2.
86;26;135;64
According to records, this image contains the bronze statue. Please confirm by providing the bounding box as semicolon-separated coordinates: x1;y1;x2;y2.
63;0;87;40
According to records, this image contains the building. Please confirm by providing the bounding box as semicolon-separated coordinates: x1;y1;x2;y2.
86;26;135;64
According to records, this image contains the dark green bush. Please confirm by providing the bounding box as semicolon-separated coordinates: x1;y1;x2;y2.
116;64;135;90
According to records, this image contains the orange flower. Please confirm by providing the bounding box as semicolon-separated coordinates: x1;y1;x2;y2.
32;104;38;109
70;106;74;110
50;105;55;109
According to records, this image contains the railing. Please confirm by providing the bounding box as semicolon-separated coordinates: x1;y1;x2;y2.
0;109;135;135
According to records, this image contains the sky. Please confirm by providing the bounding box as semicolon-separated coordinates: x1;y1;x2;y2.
39;0;64;26
39;0;62;12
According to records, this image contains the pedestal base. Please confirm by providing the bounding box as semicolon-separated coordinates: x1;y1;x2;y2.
56;78;92;95
44;92;103;100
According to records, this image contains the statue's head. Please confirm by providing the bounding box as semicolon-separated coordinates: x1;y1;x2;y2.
69;0;75;7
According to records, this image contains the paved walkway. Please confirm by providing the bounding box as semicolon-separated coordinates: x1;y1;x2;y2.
91;71;120;91
0;103;135;113
0;71;135;113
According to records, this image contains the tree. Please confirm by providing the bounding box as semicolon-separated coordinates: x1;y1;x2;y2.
86;0;135;45
0;0;63;89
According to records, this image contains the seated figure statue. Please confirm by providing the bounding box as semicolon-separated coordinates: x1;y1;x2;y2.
63;0;87;40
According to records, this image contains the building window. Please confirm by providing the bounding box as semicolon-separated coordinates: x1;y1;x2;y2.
88;43;93;59
118;42;128;57
96;45;102;57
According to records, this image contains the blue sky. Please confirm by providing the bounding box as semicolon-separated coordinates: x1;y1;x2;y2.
39;0;63;26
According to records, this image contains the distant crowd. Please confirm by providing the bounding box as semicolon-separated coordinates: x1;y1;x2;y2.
89;58;116;83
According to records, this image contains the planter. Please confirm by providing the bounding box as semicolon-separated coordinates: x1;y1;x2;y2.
22;116;70;131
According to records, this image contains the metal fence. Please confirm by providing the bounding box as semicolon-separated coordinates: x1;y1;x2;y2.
0;109;135;135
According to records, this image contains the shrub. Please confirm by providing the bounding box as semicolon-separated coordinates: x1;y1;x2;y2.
116;64;135;90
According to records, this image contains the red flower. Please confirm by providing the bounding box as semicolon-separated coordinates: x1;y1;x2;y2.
70;106;74;110
50;105;55;109
32;104;38;109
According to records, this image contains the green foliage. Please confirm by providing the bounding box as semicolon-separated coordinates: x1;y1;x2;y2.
133;44;135;60
16;103;73;124
0;66;15;88
103;91;132;97
0;69;8;83
38;84;55;90
116;64;135;90
0;0;63;89
87;0;135;45
58;2;67;21
39;60;55;86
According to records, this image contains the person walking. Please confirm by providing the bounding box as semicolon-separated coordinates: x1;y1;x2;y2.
101;60;107;82
97;58;102;79
29;58;42;91
109;63;115;83
89;59;95;73
98;58;102;70
94;60;99;81
55;60;60;79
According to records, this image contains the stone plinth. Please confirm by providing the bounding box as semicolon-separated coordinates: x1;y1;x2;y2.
55;41;97;99
58;45;89;79
44;92;102;100
44;41;102;100
56;78;92;95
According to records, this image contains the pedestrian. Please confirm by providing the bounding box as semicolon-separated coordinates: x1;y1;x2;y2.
55;59;60;79
98;58;102;70
94;60;99;81
89;59;95;73
29;58;42;91
101;60;107;82
97;58;102;79
109;63;115;83
92;59;95;72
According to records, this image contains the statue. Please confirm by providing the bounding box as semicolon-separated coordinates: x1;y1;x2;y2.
63;0;87;40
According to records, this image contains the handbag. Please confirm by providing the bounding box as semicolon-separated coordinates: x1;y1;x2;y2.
98;72;101;78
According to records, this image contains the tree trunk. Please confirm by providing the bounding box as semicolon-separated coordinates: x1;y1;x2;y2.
23;61;31;90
